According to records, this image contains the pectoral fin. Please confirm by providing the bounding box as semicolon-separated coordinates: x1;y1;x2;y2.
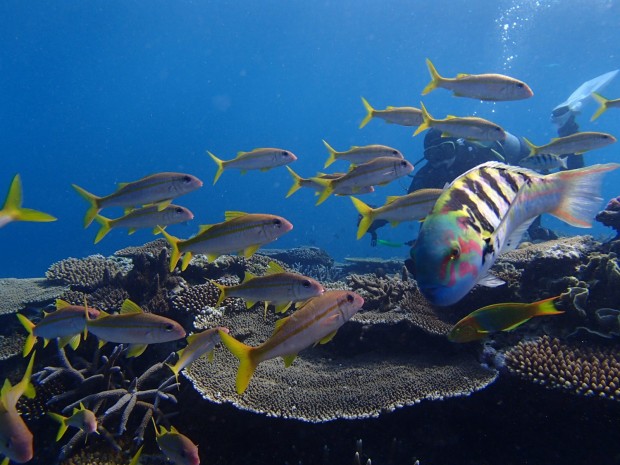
282;354;297;367
127;344;148;358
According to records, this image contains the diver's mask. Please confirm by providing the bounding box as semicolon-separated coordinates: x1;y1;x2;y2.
423;140;457;168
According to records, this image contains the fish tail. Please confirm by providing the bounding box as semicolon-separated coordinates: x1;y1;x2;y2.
16;313;36;357
157;227;182;271
218;329;258;395
129;446;144;465
72;183;101;227
413;102;431;136
322;140;338;168
48;412;69;441
359;97;375;129
5;352;37;408
531;296;564;316
314;178;334;206
548;163;620;227
93;214;112;244
522;137;539;156
421;58;442;95
285;166;302;198
591;92;608;121
211;280;227;306
350;196;375;240
165;359;182;385
207;151;225;185
2;175;56;224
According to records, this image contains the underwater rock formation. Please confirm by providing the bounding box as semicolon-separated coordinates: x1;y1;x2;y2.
46;255;132;291
595;196;620;239
0;277;68;315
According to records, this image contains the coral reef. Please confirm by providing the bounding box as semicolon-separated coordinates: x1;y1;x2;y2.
0;277;68;315
46;255;133;291
505;335;620;401
260;246;334;268
595;196;620;239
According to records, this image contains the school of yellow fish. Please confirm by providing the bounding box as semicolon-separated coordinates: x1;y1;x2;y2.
2;57;619;465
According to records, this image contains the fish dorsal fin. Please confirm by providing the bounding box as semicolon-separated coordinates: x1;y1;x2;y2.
282;353;297;367
55;299;71;309
386;106;395;109
456;73;470;78
236;151;247;157
446;114;457;119
170;425;179;433
186;332;200;344
117;182;129;189
385;195;401;204
158;424;168;436
198;224;214;234
319;330;338;344
273;316;290;334
121;299;143;314
350;145;360;149
266;261;285;274
129;446;144;465
242;271;257;283
225;211;248;221
153;199;172;211
97;309;110;318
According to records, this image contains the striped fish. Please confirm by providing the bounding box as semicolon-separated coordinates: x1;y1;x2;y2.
159;211;293;271
218;290;364;394
322;140;403;168
518;153;567;172
211;261;324;313
285;167;375;198
359;97;424;128
72;172;203;227
412;161;620;306
312;157;414;205
207;148;297;185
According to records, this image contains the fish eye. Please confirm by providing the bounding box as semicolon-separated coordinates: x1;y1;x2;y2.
346;294;354;303
302;280;311;288
494;126;502;132
449;246;461;260
400;160;408;167
164;324;174;332
175;207;184;213
602;135;610;139
182;175;192;183
273;219;282;226
281;151;289;157
392;150;399;155
517;82;524;88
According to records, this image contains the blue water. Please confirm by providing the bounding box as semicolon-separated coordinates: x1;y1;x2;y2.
2;0;620;278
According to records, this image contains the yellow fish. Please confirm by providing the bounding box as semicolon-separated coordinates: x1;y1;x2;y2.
359;97;423;128
207;148;297;185
0;174;56;229
591;92;620;121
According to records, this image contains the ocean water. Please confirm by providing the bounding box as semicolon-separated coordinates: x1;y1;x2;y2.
2;0;620;278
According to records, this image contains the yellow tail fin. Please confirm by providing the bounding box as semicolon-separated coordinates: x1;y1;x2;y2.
157;227;182;272
591;92;608;121
421;58;442;95
48;412;69;441
531;296;564;317
314;177;334;205
413;102;432;137
359;97;375;129
322;140;338;168
218;329;258;394
2;175;56;225
16;314;36;357
285;166;303;198
211;280;228;307
207;151;225;185
522;137;539;156
350;196;375;240
72;183;101;227
93;215;112;244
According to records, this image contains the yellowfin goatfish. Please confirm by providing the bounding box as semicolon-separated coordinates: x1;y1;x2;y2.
48;403;97;441
159;211;293;272
207;148;297;185
322;140;403;168
86;299;186;358
422;58;533;101
412;161;620;306
0;353;36;465
211;261;325;314
0;174;56;229
73;172;203;228
219;290;364;394
17;299;101;356
414;102;507;142
359;97;423;128
523;131;617;156
350;188;443;239
518;153;567;172
448;296;563;343
154;421;200;465
93;204;194;244
167;327;229;383
591;92;620;121
312;157;414;206
285;167;375;198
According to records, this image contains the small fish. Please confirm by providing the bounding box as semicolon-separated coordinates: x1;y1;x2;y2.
207;148;297;185
359;97;424;128
73;172;203;227
518;153;567;172
17;299;101;356
219;290;364;394
93;204;194;244
48;403;98;441
211;261;325;313
158;212;293;271
154;422;200;465
414;102;507;142
448;296;563;342
86;299;186;358
167;327;229;382
412;161;619;306
350;188;443;239
285;167;374;198
523;132;616;156
0;353;36;465
322;140;403;168
591;92;620;121
422;58;533;101
0;174;56;229
312;157;414;206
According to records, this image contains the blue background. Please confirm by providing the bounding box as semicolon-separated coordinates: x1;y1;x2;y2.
2;0;620;277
